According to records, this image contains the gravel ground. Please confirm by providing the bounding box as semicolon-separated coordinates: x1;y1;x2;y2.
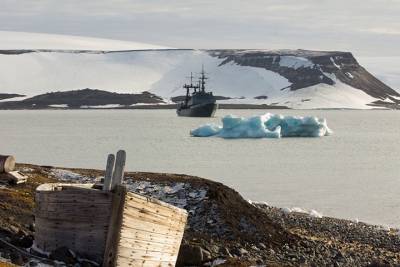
0;164;399;266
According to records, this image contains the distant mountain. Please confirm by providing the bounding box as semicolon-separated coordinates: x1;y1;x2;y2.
0;89;164;109
0;93;25;101
1;31;399;109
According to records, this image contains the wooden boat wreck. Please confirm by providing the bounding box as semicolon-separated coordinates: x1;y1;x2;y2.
33;151;188;266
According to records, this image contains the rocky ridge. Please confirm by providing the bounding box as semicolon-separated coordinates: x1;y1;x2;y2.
210;49;400;104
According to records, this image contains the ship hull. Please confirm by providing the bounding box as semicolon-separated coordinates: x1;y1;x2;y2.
177;102;218;117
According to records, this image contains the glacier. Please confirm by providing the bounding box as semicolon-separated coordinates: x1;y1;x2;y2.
190;113;332;138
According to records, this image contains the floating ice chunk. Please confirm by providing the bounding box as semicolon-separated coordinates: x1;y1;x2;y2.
190;124;222;137
191;113;332;139
218;114;281;138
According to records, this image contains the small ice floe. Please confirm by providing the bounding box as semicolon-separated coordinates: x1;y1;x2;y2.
191;113;332;139
282;207;323;218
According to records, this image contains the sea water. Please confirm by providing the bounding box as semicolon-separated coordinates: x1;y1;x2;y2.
1;109;400;227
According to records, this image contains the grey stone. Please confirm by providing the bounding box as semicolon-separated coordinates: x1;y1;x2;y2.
176;244;211;266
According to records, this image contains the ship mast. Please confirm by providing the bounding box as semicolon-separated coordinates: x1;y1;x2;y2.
200;64;207;93
190;72;196;92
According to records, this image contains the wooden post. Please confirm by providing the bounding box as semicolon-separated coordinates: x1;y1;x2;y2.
111;150;126;190
0;155;15;173
103;154;115;191
102;185;127;267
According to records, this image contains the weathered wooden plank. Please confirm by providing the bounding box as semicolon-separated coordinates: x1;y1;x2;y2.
35;183;115;263
116;256;175;267
125;193;188;216
35;211;111;221
111;150;126;189
35;227;109;237
122;208;186;228
37;188;110;196
35;218;110;230
36;195;113;205
118;237;180;252
119;229;183;244
103;154;115;191
125;191;188;212
120;218;185;234
36;202;112;211
37;183;96;191
118;230;183;249
117;247;177;262
123;201;187;221
35;222;109;234
120;217;185;235
36;205;112;214
34;237;107;249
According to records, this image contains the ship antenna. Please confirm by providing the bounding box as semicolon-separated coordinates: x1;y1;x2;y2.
200;64;207;92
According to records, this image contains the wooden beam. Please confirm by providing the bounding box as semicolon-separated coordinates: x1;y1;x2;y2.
0;155;15;173
103;185;127;267
103;154;115;191
111;150;126;190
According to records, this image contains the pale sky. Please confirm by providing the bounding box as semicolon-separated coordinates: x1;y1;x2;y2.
1;0;400;56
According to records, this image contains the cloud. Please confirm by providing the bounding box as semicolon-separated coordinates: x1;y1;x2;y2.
364;27;400;35
1;0;400;55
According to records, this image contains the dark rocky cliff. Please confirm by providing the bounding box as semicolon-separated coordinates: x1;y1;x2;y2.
209;50;400;101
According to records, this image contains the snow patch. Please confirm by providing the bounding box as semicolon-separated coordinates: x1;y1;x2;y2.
346;72;354;79
279;56;314;69
191;113;332;139
0;95;29;102
80;104;123;109
48;104;68;108
282;207;323;218
330;57;341;69
266;80;378;109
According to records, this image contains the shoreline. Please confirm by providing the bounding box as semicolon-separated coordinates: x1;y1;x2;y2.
0;164;399;266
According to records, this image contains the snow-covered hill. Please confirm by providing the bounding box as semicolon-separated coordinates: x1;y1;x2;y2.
0;31;169;50
0;31;398;109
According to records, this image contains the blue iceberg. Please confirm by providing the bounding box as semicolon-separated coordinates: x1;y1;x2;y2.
190;113;332;138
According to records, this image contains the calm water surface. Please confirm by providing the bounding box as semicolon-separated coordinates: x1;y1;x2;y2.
1;109;400;226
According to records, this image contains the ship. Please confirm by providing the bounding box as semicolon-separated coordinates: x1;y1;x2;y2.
176;67;218;117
